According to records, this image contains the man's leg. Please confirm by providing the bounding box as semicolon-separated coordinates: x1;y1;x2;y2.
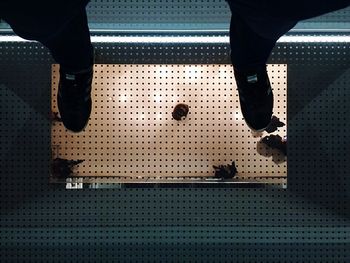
4;7;93;132
228;11;280;131
229;13;277;71
40;9;94;73
226;0;349;131
40;9;94;133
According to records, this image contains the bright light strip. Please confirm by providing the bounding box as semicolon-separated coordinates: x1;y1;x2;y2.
278;35;350;43
92;35;228;43
1;35;350;43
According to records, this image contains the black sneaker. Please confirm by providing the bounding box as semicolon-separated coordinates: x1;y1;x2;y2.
234;67;273;132
57;67;93;132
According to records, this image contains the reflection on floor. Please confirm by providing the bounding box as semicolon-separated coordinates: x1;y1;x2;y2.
51;64;287;186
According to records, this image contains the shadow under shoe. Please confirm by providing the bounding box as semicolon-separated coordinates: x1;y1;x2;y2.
234;67;274;132
57;67;93;132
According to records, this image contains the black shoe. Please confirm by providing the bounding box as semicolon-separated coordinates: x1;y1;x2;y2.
234;66;273;132
57;67;93;132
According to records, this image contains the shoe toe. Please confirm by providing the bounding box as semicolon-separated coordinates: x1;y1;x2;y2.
240;93;273;132
58;96;91;133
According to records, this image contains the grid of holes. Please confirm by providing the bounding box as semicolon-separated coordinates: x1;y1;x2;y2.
95;44;231;65
52;64;287;183
87;0;229;24
85;0;350;30
1;34;350;263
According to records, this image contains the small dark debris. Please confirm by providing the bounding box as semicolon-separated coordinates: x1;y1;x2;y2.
50;111;62;122
265;116;285;133
172;103;189;121
261;135;287;155
213;161;238;179
51;158;84;178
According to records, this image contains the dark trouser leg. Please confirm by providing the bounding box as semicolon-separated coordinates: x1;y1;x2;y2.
39;8;94;132
227;0;349;71
226;3;283;131
229;13;277;71
39;9;93;73
262;0;350;21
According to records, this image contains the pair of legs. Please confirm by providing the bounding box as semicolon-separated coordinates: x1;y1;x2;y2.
4;1;349;132
7;1;350;74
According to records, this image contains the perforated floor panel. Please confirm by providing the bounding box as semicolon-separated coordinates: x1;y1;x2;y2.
51;64;287;186
1;34;350;261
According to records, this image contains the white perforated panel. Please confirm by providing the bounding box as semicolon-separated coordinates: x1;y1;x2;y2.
51;64;287;185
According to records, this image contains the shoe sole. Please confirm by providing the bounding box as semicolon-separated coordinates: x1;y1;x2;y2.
246;123;269;133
